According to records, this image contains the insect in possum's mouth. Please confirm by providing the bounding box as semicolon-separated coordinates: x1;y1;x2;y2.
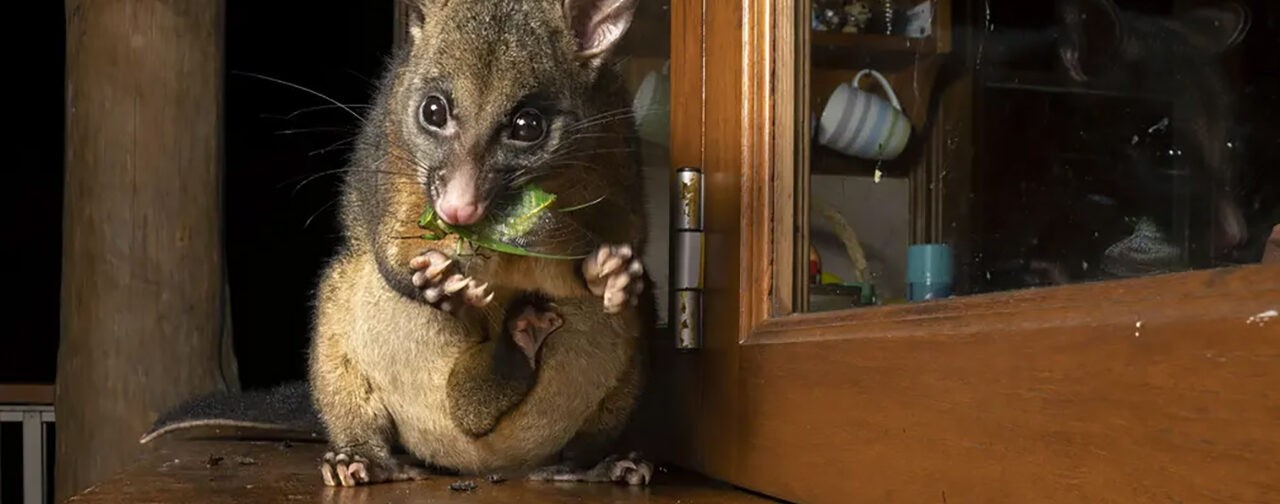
418;185;604;260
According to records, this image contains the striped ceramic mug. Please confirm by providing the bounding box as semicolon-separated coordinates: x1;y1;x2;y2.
816;69;910;160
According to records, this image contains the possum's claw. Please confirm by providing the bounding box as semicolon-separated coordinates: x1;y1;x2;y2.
582;244;645;314
527;451;653;486
320;452;367;487
320;450;430;487
410;250;492;313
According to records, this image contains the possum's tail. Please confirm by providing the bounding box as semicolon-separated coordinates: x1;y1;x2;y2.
139;380;326;444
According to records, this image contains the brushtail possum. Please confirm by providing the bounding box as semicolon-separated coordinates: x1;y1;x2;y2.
142;0;658;487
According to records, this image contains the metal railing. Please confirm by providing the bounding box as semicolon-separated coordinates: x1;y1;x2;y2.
0;405;55;504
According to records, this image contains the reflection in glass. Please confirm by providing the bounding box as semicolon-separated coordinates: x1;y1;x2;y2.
801;0;1278;312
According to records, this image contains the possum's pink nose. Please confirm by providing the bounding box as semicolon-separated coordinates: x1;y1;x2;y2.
437;201;484;226
436;170;486;225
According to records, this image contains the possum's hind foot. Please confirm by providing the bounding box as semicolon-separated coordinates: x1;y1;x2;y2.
582;244;645;314
509;300;564;369
410;250;493;313
319;450;429;487
527;452;653;486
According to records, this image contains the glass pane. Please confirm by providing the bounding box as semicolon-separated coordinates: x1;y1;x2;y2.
618;0;673;324
799;0;1279;312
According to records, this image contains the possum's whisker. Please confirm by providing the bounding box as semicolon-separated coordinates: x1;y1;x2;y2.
281;104;373;120
564;103;665;132
558;131;641;141
540;160;601;170
569;103;666;125
541;148;635;162
574;106;640;121
386;145;426;168
384;153;429;183
285;166;420;183
273;127;356;135
259;105;373;122
622;103;669;115
535;138;626;163
341;68;378;87
281;167;420;194
304;198;342;229
563;114;637;133
545;124;640;152
233;70;368;126
309;136;360;156
563;108;640;132
503;172;543;188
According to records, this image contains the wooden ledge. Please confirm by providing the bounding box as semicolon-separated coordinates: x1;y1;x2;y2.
0;384;55;405
66;438;776;503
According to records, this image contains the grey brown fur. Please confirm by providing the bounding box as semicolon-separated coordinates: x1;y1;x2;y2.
312;0;652;486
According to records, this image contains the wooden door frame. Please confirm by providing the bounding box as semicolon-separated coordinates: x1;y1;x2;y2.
652;0;1280;502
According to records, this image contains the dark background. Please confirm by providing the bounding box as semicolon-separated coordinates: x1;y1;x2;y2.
219;2;392;389
7;1;393;390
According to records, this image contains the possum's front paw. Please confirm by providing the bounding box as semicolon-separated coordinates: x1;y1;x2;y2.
410;250;493;313
319;450;429;487
582;244;644;314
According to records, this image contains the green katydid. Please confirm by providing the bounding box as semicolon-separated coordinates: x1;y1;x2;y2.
417;184;603;260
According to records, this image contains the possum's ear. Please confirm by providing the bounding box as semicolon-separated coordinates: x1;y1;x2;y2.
564;0;639;66
406;0;445;47
1177;2;1251;55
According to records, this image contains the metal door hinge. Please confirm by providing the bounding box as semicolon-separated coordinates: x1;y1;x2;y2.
672;167;704;350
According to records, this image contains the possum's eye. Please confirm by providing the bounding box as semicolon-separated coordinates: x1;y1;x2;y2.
419;95;450;130
508;108;546;144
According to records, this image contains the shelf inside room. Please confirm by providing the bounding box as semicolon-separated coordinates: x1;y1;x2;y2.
812;32;939;53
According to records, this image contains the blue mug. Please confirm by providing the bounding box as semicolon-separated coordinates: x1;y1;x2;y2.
907;244;953;301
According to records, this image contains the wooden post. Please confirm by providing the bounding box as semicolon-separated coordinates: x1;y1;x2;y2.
58;1;228;501
393;0;412;52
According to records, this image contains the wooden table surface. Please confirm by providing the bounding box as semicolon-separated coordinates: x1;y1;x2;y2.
65;437;777;504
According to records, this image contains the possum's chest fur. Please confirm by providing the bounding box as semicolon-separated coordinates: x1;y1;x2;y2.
328;252;637;473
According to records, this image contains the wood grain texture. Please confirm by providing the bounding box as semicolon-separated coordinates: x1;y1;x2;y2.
669;0;702;166
779;0;804;314
0;384;56;405
65;439;777;503
736;268;1280;503
750;265;1279;344
685;0;749;482
392;0;410;52
58;1;228;501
